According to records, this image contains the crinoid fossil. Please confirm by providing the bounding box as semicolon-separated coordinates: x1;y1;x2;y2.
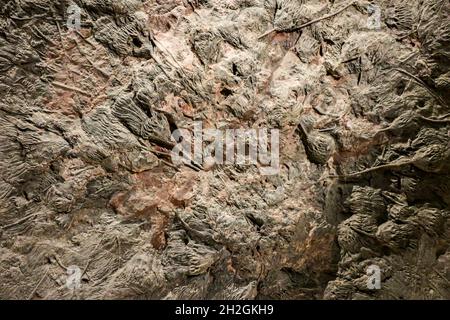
339;126;450;178
346;186;387;219
190;29;223;65
385;1;417;33
410;206;447;238
94;16;153;58
273;0;312;32
298;120;336;165
259;1;355;39
376;220;418;251
293;33;320;63
337;214;378;254
111;94;171;143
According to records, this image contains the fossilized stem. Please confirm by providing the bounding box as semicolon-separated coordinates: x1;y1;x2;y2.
258;1;356;39
27;268;49;300
0;213;40;230
52;81;92;97
390;68;448;108
334;158;415;179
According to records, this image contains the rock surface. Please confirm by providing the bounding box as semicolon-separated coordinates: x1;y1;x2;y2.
0;0;449;299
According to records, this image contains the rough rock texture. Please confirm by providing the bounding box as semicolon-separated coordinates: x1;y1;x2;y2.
0;0;449;299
